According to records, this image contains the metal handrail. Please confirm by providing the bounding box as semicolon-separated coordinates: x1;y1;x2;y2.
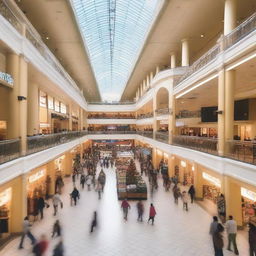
0;138;20;164
224;12;256;50
0;0;82;96
176;110;201;119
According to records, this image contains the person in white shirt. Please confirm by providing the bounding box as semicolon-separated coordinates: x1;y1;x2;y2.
226;215;239;255
52;192;63;216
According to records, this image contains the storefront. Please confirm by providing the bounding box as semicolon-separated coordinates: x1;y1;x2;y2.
241;187;256;224
0;188;12;235
27;167;47;218
202;172;221;204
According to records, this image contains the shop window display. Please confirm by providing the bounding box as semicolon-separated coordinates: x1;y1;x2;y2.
242;197;256;224
0;188;11;234
203;184;220;204
27;170;47;219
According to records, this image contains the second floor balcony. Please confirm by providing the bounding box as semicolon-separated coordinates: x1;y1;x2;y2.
155;108;171;116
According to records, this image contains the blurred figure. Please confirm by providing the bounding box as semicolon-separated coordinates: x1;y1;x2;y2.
188;185;196;203
96;182;103;199
53;240;64;256
86;174;93;191
182;191;189;211
213;223;224;256
97;169;106;192
249;217;256;256
173;185;181;204
90;211;98;233
136;201;144;222
80;173;86;189
148;203;156;225
32;234;49;256
121;199;131;220
52;220;62;238
37;195;49;220
19;216;36;249
52;192;63;216
70;187;80;206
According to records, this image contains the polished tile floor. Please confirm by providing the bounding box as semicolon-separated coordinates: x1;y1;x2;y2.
0;163;250;256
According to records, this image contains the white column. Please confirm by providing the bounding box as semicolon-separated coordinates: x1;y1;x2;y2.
181;39;189;67
170;52;176;69
155;66;160;75
150;72;154;84
146;75;150;89
224;0;237;35
143;80;146;92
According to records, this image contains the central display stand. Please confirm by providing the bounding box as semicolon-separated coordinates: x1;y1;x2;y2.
116;154;147;200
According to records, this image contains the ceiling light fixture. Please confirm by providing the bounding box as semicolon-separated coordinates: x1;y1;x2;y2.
46;37;50;40
200;34;205;38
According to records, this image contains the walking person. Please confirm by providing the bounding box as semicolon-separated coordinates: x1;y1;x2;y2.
53;240;64;256
52;220;62;238
96;182;103;199
90;211;97;233
173;185;181;204
80;173;86;189
72;172;76;186
188;184;196;203
86;174;93;191
181;191;189;211
71;187;80;206
210;216;219;255
32;234;49;256
37;195;47;220
213;223;225;256
148;203;156;225
19;216;36;249
226;215;239;255
137;200;144;222
52;192;63;216
249;217;256;256
121;199;131;220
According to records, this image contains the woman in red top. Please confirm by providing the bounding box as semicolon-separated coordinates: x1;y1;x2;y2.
121;199;131;220
148;203;156;225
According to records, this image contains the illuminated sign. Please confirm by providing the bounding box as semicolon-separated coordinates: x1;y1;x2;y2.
156;149;162;155
0;188;12;207
202;172;221;187
0;72;14;86
241;187;256;201
163;152;169;159
28;169;45;183
181;160;186;168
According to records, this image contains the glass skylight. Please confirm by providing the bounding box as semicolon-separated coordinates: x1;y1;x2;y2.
71;0;164;101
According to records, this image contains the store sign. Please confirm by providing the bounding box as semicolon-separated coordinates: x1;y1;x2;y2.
48;96;54;110
0;188;12;207
0;72;14;86
156;149;162;155
28;169;45;183
202;172;221;187
241;187;256;201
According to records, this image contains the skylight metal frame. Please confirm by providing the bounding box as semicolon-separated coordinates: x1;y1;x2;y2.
70;0;165;101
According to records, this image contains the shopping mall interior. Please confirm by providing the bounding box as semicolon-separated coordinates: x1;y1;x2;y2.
0;0;256;255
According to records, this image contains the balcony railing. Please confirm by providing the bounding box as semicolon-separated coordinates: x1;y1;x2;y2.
155;108;171;116
155;132;169;143
176;110;201;119
27;131;88;155
224;12;256;50
173;12;256;88
137;113;153;119
0;138;20;164
0;0;82;96
173;135;218;154
89;101;135;105
137;131;154;139
225;140;256;164
88;115;135;119
87;130;137;135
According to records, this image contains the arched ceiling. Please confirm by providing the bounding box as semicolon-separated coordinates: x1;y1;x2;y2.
70;0;164;101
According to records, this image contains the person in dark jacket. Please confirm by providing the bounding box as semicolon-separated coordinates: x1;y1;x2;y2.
37;196;47;220
249;217;256;256
213;223;224;256
52;220;61;238
70;187;80;206
53;240;64;256
90;211;97;233
188;185;196;203
80;174;86;189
